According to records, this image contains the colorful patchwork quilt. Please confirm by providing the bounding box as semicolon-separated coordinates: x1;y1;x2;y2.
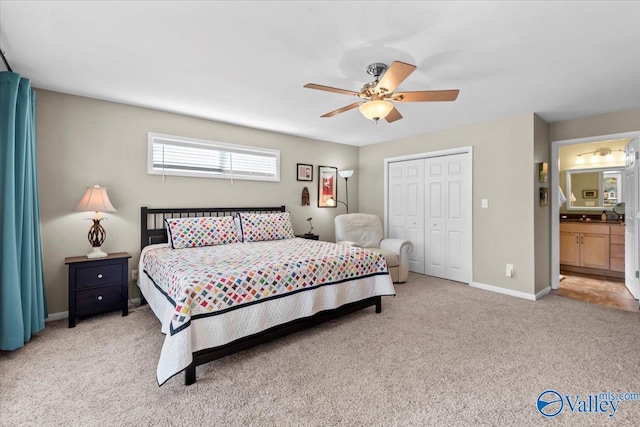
143;238;389;336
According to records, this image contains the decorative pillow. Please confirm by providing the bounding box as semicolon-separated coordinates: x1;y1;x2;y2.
238;212;295;242
165;216;238;249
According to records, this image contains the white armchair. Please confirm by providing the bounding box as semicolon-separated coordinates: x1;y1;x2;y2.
334;213;413;283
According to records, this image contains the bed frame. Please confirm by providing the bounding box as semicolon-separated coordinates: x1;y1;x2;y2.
140;206;382;385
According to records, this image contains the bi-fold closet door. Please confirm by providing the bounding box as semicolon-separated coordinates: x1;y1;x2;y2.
388;152;471;283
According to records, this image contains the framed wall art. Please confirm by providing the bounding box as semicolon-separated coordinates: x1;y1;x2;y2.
538;162;548;183
318;165;337;208
297;163;313;181
539;187;548;207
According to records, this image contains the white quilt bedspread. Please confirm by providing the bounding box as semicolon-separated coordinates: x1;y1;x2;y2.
138;238;395;385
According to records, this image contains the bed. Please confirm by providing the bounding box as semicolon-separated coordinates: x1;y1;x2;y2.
139;206;396;385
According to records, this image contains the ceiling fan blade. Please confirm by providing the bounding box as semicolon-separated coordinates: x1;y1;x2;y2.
392;89;460;102
385;107;403;123
375;61;416;94
321;102;365;118
304;83;360;97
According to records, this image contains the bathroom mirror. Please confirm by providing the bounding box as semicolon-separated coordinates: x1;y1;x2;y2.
565;167;624;211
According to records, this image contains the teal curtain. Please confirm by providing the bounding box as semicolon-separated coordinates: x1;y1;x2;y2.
0;71;46;350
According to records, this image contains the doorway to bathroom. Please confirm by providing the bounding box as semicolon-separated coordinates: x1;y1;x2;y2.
551;133;639;311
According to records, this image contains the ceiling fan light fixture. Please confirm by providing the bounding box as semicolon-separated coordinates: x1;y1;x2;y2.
359;100;393;121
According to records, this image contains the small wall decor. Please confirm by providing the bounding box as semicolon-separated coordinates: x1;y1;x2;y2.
538;162;548;183
318;165;337;208
297;163;313;181
539;187;548;207
301;187;310;206
582;189;597;199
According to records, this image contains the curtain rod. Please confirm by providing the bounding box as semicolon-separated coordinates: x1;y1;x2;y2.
0;48;13;72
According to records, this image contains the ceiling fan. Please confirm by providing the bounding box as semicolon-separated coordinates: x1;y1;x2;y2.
304;61;459;123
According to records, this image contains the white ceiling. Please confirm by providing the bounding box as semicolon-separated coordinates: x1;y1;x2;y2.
1;1;639;146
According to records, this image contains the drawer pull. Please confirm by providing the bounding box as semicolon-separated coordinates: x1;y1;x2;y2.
97;295;103;301
97;274;103;279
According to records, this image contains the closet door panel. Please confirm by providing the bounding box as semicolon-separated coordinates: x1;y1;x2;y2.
444;155;471;282
388;159;424;274
425;159;446;277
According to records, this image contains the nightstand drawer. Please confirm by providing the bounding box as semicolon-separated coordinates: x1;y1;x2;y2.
76;286;123;314
75;263;123;289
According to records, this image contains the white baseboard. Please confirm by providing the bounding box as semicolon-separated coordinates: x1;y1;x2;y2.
45;298;143;322
46;311;68;322
471;282;538;301
535;286;552;300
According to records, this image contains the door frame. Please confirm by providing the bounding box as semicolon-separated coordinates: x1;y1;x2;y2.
384;146;474;283
551;131;640;290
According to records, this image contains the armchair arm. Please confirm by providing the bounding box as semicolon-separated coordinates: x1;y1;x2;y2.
380;238;413;255
380;238;413;283
336;240;362;247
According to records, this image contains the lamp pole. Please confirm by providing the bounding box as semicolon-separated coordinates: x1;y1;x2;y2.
344;176;349;213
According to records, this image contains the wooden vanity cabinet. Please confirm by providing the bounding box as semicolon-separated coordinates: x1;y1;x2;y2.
559;223;610;270
610;224;625;272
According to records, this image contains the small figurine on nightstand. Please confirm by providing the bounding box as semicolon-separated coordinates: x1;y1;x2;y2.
307;217;314;234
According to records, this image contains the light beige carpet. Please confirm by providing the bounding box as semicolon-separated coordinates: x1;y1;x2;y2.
1;273;639;426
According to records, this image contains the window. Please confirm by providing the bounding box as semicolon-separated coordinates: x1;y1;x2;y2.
148;132;280;182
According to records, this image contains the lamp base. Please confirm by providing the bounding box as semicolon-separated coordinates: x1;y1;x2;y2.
87;247;108;258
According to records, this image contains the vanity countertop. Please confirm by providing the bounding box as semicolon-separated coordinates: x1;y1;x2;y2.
560;219;624;225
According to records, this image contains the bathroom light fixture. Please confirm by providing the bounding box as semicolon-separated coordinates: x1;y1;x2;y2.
574;148;625;165
74;185;117;258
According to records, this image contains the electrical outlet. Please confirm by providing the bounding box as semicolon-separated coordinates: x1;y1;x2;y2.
132;269;138;281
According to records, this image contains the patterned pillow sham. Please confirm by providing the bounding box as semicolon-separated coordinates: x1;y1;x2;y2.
165;216;238;249
238;212;295;242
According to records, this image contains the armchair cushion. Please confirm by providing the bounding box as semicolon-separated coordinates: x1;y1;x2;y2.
334;214;383;248
335;213;413;283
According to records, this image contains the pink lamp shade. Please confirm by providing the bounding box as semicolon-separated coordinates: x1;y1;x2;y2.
73;185;117;258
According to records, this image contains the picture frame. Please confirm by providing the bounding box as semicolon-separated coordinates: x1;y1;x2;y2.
582;189;598;199
296;163;313;181
318;165;337;208
538;162;548;183
539;187;548;207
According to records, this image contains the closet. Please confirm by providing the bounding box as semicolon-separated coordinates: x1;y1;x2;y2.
387;150;472;283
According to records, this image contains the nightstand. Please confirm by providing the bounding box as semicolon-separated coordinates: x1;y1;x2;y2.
296;233;319;240
65;252;131;328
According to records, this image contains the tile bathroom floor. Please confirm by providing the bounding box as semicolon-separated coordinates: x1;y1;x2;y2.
552;273;638;312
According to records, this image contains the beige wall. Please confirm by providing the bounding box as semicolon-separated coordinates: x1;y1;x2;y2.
359;114;539;295
533;115;550;294
36;90;359;315
550;108;640;142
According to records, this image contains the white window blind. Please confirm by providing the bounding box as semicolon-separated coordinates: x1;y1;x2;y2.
148;133;280;182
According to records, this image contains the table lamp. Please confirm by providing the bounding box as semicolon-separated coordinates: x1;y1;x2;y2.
74;185;117;258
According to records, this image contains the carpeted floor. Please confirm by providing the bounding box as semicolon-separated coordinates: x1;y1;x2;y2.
1;273;639;426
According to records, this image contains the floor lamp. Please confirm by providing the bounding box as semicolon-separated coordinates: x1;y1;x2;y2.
327;169;353;213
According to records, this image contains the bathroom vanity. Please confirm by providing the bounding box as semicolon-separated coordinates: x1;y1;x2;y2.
560;221;625;277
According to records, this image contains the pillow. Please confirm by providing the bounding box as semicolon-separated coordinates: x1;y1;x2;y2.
238;212;295;242
165;216;238;249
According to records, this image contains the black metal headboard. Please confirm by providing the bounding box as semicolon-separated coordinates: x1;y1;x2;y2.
140;206;286;250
